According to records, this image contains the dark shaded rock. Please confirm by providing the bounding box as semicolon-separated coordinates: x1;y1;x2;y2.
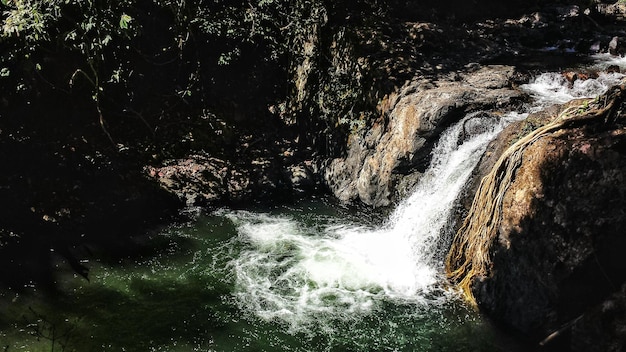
147;154;320;206
0;135;182;290
569;283;626;352
389;0;588;22
607;64;621;73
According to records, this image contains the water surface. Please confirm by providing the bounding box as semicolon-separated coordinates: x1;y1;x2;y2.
0;198;519;352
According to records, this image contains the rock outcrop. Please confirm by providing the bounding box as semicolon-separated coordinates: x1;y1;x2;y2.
146;154;317;206
322;65;524;207
446;85;626;350
146;1;626;209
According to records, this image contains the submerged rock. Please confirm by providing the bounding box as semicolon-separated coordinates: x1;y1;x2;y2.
323;65;524;207
446;85;626;350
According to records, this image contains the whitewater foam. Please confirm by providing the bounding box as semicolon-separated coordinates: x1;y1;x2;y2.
225;111;520;330
521;71;625;107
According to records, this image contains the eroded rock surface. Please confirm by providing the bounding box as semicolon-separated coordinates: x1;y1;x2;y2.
323;65;524;207
596;0;626;22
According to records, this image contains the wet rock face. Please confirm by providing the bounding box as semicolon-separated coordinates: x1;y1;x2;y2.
469;100;626;349
322;65;524;207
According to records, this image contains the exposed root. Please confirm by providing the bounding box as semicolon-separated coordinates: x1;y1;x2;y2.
445;85;625;305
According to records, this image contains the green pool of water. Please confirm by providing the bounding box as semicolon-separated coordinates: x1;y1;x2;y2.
0;198;522;352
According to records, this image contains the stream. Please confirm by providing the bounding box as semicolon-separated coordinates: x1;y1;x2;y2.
1;55;625;351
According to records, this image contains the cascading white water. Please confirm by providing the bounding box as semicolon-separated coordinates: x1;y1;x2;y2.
224;111;520;330
223;68;625;332
521;71;624;107
592;53;626;70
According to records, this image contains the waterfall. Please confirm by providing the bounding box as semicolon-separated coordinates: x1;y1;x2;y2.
223;69;625;332
224;111;519;330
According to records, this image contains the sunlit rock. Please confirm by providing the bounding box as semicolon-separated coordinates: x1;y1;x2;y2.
323;65;524;207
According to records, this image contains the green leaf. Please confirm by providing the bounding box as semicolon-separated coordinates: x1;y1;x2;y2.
119;13;132;29
0;0;8;6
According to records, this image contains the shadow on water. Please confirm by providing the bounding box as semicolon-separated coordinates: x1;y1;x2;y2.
56;278;231;350
0;230;223;351
0;216;301;351
1;278;229;351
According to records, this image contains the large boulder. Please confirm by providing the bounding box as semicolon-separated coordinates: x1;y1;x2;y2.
446;85;626;350
322;65;524;207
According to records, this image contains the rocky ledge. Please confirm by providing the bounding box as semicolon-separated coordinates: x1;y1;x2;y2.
322;64;525;208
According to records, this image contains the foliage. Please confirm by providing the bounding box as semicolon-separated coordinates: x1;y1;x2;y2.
0;0;308;146
0;0;323;83
0;0;395;162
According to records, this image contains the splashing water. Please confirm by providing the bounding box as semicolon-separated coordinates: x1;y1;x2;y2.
591;52;626;70
521;71;625;107
225;111;522;331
